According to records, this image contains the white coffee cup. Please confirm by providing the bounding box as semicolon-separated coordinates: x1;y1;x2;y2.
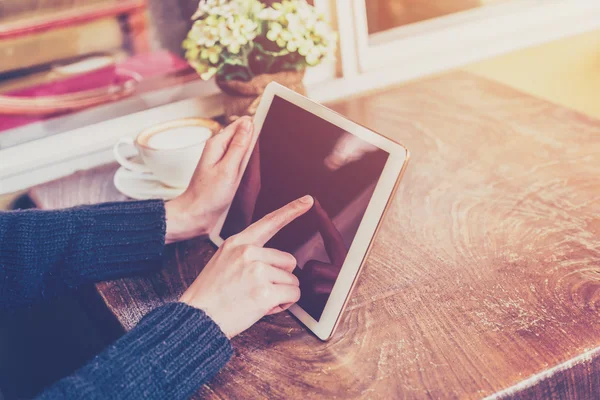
113;118;221;188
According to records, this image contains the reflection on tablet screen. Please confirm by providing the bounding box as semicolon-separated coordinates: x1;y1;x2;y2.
220;96;389;321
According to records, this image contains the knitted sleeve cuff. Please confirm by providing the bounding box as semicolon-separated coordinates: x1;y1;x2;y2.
63;200;167;285
114;302;233;398
39;303;233;400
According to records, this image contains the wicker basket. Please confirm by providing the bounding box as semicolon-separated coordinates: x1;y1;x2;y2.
216;70;305;124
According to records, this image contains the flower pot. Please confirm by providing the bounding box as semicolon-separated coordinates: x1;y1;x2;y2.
216;70;305;123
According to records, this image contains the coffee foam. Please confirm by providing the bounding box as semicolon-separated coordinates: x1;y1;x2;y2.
141;126;211;150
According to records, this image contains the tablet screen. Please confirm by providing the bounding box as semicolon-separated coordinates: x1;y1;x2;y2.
220;96;389;321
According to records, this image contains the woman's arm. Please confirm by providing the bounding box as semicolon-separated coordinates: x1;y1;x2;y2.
36;197;313;400
0;117;255;309
36;303;232;400
0;200;166;308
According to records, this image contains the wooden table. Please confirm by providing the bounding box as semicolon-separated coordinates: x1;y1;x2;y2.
29;72;600;399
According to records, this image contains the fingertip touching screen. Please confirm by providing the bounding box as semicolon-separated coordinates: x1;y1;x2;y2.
220;96;389;321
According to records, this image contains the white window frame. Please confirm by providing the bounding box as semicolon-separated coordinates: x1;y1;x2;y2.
349;0;600;81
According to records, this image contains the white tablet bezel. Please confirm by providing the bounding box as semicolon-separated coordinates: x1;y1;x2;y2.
209;82;409;340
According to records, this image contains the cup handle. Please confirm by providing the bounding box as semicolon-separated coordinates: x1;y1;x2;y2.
113;137;152;174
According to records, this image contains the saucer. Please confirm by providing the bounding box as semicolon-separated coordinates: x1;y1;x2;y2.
113;166;185;200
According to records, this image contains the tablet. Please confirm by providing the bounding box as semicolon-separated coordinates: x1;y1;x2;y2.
210;83;409;340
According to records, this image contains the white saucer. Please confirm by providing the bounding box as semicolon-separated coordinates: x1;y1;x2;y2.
113;166;185;200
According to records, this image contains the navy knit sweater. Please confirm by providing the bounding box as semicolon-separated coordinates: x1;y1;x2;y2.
0;200;232;399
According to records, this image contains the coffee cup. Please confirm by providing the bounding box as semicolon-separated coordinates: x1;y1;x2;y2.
113;118;221;188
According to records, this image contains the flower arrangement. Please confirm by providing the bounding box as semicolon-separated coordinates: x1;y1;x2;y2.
183;0;337;82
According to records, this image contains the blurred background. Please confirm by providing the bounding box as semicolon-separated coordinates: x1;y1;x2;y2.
0;0;599;398
1;0;598;170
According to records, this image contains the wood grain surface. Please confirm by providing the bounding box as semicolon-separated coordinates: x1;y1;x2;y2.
29;71;600;399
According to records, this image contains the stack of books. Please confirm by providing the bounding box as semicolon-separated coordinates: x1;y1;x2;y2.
0;0;146;76
2;0;114;22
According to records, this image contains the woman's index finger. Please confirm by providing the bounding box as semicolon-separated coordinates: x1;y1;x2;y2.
236;195;314;246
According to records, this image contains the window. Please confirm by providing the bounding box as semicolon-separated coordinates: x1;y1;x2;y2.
365;0;506;34
1;0;598;193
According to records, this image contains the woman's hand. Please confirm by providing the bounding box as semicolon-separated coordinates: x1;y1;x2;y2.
180;195;314;338
165;116;254;244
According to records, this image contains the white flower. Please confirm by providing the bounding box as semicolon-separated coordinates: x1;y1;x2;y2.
306;47;321;66
185;0;336;81
285;13;302;33
266;22;283;42
314;20;329;37
298;40;311;56
261;0;337;67
259;8;282;20
188;1;259;59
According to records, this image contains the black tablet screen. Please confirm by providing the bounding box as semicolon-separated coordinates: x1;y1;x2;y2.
220;96;389;321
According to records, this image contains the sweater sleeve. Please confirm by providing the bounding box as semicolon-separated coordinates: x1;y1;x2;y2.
0;200;166;308
36;302;233;400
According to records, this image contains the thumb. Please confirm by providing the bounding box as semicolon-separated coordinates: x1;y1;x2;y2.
200;117;252;167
